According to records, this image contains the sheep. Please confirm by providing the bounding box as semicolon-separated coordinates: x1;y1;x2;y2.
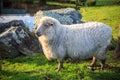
35;16;112;71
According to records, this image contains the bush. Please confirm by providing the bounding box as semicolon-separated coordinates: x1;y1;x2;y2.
86;0;96;6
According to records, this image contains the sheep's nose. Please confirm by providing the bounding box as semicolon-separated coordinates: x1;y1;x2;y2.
36;32;42;36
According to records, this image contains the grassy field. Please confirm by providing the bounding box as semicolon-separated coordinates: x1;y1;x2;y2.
1;6;120;80
80;6;120;39
1;51;120;80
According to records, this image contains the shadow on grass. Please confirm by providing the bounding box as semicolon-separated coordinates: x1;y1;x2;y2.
2;54;56;66
108;66;120;73
0;70;62;80
88;71;120;80
0;70;31;80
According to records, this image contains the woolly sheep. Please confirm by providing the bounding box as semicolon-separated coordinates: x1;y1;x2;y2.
35;16;112;71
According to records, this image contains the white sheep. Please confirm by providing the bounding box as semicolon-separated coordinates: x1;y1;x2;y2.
35;16;112;71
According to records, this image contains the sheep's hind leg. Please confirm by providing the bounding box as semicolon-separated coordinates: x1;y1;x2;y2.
100;59;108;70
56;59;63;72
87;56;97;70
99;47;108;70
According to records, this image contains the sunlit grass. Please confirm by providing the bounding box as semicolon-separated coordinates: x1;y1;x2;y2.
80;6;120;39
47;1;76;8
1;51;120;80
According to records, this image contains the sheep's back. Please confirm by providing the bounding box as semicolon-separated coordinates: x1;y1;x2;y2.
64;22;112;59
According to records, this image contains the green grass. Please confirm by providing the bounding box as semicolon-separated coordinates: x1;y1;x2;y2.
47;1;76;8
1;5;120;80
80;5;120;49
80;6;120;39
1;51;120;80
47;2;120;40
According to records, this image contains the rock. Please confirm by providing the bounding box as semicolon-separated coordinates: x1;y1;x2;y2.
0;42;20;58
0;20;42;58
0;20;25;34
34;8;83;28
0;15;34;30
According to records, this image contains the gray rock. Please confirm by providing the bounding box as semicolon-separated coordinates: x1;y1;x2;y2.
0;42;20;58
34;8;83;28
0;20;42;58
0;20;25;34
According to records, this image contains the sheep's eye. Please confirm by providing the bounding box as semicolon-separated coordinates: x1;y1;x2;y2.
44;23;53;27
49;23;53;26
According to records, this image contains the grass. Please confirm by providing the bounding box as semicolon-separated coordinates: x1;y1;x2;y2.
80;5;120;49
80;6;120;39
1;51;120;80
47;1;120;39
1;5;120;80
47;1;76;8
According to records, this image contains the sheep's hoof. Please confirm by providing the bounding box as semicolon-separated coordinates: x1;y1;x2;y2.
55;69;60;72
99;64;109;70
55;68;61;72
87;66;94;71
104;64;109;68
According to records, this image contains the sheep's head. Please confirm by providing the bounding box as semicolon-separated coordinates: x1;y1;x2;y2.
35;16;60;37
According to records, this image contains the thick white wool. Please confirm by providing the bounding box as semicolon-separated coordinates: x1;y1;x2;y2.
37;17;112;61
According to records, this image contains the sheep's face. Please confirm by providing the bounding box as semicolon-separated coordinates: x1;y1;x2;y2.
35;17;59;37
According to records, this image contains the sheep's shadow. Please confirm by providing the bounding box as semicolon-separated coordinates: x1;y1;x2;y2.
2;54;56;66
107;66;120;73
88;71;120;80
0;70;58;80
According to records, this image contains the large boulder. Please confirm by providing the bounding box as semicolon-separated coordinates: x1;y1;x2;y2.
0;15;34;30
0;42;20;58
34;8;83;28
0;20;42;58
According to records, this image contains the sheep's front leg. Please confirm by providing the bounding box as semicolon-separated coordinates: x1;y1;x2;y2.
56;59;63;72
88;56;97;70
